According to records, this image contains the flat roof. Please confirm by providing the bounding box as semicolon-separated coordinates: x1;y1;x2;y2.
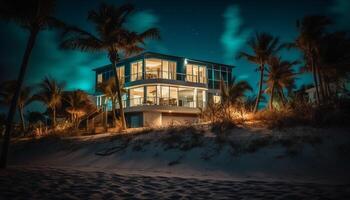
93;51;235;71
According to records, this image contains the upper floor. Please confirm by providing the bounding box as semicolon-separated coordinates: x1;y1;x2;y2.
93;52;235;91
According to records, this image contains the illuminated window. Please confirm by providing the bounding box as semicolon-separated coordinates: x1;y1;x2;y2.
131;61;143;81
146;86;157;105
186;64;206;83
178;87;195;107
97;73;103;83
145;58;177;80
129;87;144;106
213;95;221;104
116;66;125;84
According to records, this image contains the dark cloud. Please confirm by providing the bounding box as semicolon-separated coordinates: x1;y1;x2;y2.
220;5;251;65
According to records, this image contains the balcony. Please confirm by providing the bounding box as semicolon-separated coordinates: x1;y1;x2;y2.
126;71;207;88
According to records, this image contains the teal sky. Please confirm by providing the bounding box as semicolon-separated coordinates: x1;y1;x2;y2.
0;0;349;96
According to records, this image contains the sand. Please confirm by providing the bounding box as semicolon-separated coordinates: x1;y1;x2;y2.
1;166;349;200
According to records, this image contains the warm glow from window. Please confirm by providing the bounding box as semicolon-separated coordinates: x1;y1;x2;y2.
213;95;221;104
131;61;143;81
145;58;176;80
186;64;207;83
129;87;144;106
97;73;102;83
116;66;125;84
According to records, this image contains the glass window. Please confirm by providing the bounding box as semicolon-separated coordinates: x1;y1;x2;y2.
116;66;125;84
145;58;161;79
186;64;207;83
213;95;221;104
131;61;143;81
186;65;193;82
159;86;169;105
178;87;194;107
193;65;198;83
221;70;228;82
198;66;207;84
162;60;169;79
146;86;157;105
208;67;213;80
97;73;102;84
169;87;178;106
129;87;144;106
169;61;176;80
214;70;221;80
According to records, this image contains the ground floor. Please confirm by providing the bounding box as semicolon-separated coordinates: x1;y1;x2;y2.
126;111;199;128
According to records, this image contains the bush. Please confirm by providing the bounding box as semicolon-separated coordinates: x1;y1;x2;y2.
160;126;204;151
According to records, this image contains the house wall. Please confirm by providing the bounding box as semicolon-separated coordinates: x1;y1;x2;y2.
161;113;198;126
143;112;162;127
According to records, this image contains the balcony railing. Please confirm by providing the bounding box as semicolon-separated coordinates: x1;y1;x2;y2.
98;96;204;111
127;71;207;84
127;97;203;108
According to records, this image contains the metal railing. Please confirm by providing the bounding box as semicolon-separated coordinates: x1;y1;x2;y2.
97;96;205;110
127;97;203;108
126;71;207;84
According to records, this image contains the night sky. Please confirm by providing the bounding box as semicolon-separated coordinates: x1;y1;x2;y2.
0;0;349;95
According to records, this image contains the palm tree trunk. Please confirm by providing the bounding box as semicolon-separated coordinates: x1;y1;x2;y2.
310;56;320;105
253;64;264;113
111;97;117;127
112;60;127;130
52;107;56;129
19;107;26;132
0;29;38;168
317;66;325;103
269;83;275;110
279;90;286;106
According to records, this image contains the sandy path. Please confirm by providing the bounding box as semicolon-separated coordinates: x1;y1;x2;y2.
1;166;349;200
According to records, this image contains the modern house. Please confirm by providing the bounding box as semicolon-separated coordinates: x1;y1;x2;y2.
93;52;234;128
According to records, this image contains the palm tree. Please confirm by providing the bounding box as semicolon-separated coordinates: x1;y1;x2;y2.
0;0;68;168
0;80;33;131
265;57;298;109
64;90;95;129
237;32;284;113
221;77;252;105
34;77;64;129
97;77;126;127
317;32;350;98
288;15;332;104
61;3;160;130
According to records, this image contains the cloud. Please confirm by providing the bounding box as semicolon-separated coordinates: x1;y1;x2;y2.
330;0;350;30
125;10;168;53
220;6;251;64
126;10;159;33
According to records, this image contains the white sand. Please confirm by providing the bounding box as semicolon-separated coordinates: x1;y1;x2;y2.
1;126;350;199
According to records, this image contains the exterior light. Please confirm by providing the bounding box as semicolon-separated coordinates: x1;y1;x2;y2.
184;58;188;65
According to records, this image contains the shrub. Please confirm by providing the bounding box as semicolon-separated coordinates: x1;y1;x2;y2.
160;126;203;151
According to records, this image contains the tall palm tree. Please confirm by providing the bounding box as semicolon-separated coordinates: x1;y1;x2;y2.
289;15;332;104
97;77;126;127
0;0;67;168
237;32;284;113
34;77;64;129
317;32;350;98
221;77;252;105
0;80;33;131
61;3;160;130
265;57;298;109
64;90;95;129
